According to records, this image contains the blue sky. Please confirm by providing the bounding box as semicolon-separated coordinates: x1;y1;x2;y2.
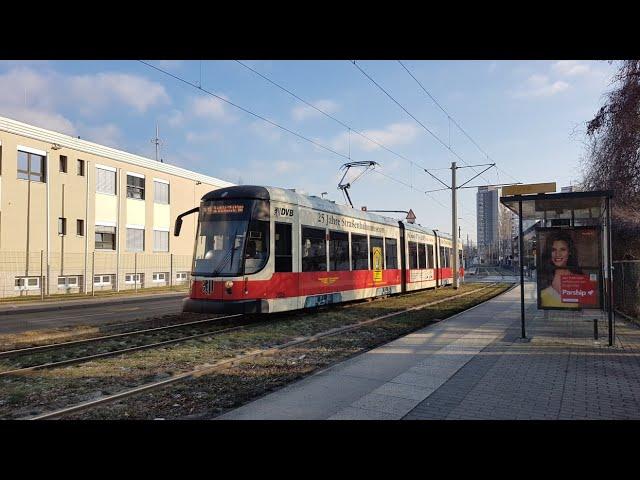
0;60;617;242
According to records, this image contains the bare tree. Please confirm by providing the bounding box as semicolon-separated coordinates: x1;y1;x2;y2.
582;60;640;259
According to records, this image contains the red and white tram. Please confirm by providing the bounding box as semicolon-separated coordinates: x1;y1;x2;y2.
174;185;464;314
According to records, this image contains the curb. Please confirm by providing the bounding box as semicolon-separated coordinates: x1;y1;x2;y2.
0;292;188;316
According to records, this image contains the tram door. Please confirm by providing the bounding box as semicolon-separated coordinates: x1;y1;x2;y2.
274;222;298;308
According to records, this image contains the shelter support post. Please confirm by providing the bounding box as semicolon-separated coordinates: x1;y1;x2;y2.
606;197;613;347
519;199;525;339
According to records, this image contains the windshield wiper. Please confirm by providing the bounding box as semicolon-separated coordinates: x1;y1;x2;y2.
211;227;242;276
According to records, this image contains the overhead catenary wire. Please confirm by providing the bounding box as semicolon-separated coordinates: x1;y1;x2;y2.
139;60;350;161
233;60;437;179
351;60;491;182
396;60;521;184
141;60;474;229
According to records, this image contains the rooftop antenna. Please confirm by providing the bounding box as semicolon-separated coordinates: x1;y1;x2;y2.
151;123;164;163
337;160;378;208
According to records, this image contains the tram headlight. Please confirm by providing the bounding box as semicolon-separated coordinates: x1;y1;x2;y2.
225;280;234;291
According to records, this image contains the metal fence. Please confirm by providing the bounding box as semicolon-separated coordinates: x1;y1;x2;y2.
613;260;640;320
0;251;192;301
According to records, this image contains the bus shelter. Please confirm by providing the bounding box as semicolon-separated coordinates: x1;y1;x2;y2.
500;189;615;346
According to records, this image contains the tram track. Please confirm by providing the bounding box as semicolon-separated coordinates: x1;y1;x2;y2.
0;314;250;377
24;282;502;420
0;284;469;375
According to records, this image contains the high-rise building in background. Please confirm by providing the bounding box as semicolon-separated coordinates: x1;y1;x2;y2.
476;186;499;263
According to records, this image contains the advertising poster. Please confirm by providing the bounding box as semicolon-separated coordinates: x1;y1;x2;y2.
536;227;602;310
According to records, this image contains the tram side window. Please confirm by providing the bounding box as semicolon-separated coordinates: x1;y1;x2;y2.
418;243;426;269
275;223;292;273
427;244;434;269
385;238;398;269
370;236;383;270
329;231;350;271
409;242;418;269
302;227;327;272
244;220;270;274
351;234;369;270
440;246;451;268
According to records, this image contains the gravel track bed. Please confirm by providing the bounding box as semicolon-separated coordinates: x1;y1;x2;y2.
0;284;509;419
68;284;509;420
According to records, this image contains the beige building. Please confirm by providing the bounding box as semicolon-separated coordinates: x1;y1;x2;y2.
0;115;232;297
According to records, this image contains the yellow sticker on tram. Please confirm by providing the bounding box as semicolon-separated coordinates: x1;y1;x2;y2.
373;247;383;282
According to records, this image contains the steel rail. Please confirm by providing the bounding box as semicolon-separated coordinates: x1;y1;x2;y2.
26;283;502;420
0;314;242;358
0;317;256;378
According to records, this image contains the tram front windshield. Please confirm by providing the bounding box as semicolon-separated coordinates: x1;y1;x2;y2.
194;199;270;277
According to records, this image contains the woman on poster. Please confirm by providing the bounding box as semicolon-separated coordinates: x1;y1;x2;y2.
539;230;582;308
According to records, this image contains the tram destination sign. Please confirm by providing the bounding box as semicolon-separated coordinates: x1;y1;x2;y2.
202;204;245;215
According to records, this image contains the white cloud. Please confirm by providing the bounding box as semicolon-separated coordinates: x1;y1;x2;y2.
291;99;340;121
166;109;185;127
185;130;223;143
552;60;590;77
249;121;282;142
512;74;570;98
329;122;420;152
69;72;170;113
0;66;170;123
0;106;76;135
274;160;302;174
189;95;234;122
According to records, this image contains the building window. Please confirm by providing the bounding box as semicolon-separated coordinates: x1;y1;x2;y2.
14;277;40;290
154;181;169;204
126;228;144;252
152;272;167;283
17;150;46;182
153;230;169;252
93;275;113;286
58;217;67;236
59;155;67;173
77;219;85;236
96;167;116;195
175;272;188;282
125;273;142;285
77;159;85;176
127;174;145;199
95;225;116;250
58;276;79;289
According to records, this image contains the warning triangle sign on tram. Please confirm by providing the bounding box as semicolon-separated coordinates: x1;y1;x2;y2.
406;209;416;224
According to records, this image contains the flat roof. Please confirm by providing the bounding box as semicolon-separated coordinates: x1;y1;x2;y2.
0;115;233;188
500;190;613;221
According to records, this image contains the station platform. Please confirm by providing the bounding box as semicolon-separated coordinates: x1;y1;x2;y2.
219;283;640;420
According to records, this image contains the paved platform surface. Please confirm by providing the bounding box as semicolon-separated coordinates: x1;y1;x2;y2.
219;284;640;420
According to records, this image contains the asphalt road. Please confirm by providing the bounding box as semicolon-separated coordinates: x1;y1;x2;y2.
0;295;187;335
